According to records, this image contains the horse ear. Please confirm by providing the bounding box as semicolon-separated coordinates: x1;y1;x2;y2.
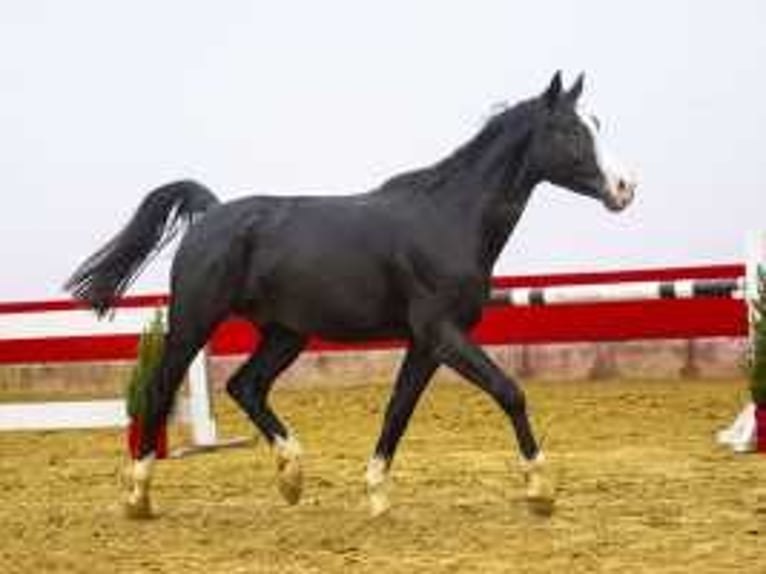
543;71;563;109
566;72;585;104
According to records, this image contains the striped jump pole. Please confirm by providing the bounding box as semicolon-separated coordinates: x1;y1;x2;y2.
490;277;745;307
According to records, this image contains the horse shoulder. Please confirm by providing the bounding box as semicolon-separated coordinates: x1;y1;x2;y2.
391;236;488;334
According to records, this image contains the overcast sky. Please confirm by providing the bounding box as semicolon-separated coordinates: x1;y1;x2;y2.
1;1;764;301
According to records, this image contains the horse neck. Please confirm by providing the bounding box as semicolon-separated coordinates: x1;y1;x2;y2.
430;127;539;274
474;176;536;273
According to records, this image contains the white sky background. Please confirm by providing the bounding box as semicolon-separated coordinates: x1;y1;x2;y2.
0;1;764;301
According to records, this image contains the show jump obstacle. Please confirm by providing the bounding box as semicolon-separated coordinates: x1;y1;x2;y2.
717;232;766;453
0;298;218;450
0;233;761;452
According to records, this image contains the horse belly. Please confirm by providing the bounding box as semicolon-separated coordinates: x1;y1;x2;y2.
256;261;409;341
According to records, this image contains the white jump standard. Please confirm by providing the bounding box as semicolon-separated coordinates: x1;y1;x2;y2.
0;305;234;456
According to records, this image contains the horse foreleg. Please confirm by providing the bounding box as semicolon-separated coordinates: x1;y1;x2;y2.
429;322;555;515
366;346;437;516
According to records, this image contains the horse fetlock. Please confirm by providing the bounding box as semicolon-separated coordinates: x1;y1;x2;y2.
274;435;303;505
520;452;555;516
124;455;155;520
366;457;391;517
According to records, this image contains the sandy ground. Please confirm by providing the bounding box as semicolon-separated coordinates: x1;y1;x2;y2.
1;377;765;573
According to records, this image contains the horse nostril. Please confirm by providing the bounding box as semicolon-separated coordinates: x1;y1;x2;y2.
617;178;636;197
617;179;628;192
607;177;635;211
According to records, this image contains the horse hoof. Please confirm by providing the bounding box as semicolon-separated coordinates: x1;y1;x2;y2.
368;489;391;518
526;492;555;516
525;475;555;516
521;452;555;516
276;456;303;505
124;495;153;520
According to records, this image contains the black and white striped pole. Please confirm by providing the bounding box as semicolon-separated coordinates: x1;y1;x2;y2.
489;277;744;307
488;269;746;384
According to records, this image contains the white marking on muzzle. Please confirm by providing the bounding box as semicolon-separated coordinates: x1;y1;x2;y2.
578;110;636;211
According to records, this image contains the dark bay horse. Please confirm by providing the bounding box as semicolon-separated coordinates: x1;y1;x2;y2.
65;72;636;518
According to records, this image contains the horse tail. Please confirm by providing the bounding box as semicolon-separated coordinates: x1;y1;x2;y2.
64;180;220;316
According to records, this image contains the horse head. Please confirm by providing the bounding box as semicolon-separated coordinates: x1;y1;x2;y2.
527;71;637;212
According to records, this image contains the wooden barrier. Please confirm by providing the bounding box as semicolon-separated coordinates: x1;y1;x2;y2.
0;264;749;436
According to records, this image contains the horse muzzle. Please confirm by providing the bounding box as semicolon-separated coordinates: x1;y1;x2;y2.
602;174;636;212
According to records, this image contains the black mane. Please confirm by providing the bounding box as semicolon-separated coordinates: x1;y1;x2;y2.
376;98;538;196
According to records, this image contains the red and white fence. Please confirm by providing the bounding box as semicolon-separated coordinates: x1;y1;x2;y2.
0;298;217;445
0;263;747;364
0;258;756;441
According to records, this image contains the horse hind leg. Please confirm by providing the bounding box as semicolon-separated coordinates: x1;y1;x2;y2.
225;324;307;505
125;302;227;519
124;333;204;519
